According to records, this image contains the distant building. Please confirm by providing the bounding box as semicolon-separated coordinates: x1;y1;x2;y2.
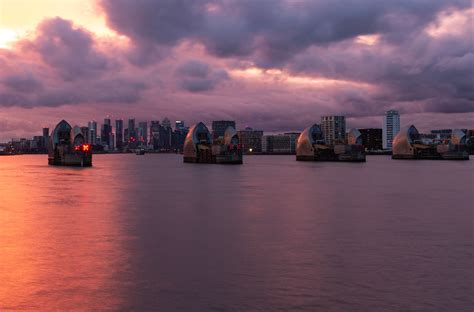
321;116;346;145
161;117;172;149
88;121;97;145
468;129;474;155
262;134;297;154
237;127;263;153
212;120;236;141
162;117;171;129
383;110;400;150
115;119;124;151
174;121;189;151
42;128;49;152
138;121;148;146
150;121;161;150
42;127;49;141
430;129;453;140
127;118;137;148
101;118;112;150
358;128;383;150
175;120;186;132
284;132;301;153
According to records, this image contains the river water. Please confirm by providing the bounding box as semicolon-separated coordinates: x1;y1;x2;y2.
0;154;472;311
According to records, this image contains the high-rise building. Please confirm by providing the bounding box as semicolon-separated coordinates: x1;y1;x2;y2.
150;121;161;150
42;128;49;150
126;118;138;149
212;120;236;141
321;116;346;145
138;121;148;146
173;120;188;151
115;119;124;151
237;127;263;153
175;120;185;132
383;110;400;150
88;121;97;145
358;128;383;151
101;118;112;150
127;118;136;140
162;117;171;129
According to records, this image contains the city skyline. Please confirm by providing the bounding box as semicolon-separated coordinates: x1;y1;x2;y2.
3;111;473;156
0;0;472;141
2;111;471;143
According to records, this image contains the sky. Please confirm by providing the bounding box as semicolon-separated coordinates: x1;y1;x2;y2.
0;0;472;140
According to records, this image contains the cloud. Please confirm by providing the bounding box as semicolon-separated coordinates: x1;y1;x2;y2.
0;17;148;109
175;59;229;92
1;73;43;93
22;17;112;80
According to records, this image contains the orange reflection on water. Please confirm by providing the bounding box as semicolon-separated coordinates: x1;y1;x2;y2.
0;155;132;310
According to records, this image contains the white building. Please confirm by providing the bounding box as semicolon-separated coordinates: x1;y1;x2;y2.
383;110;400;150
321;116;346;145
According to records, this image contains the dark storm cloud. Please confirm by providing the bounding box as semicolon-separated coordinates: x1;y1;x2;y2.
175;60;229;92
99;0;469;65
2;74;43;93
0;93;32;107
96;0;473;117
99;0;209;45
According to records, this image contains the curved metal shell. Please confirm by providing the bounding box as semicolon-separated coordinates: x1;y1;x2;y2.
183;122;212;158
451;129;467;145
296;124;324;157
71;126;85;145
51;120;72;145
347;128;363;145
392;125;419;156
224;127;239;145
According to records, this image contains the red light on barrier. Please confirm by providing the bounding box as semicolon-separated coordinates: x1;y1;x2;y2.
82;144;90;152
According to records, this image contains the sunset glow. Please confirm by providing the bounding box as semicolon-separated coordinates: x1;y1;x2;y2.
0;0;472;141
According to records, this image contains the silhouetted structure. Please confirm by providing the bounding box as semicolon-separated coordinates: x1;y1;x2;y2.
48;120;92;166
184;123;242;164
238;127;263;154
359;128;383;151
296;124;365;162
212;120;236;141
392;125;469;160
183;122;213;163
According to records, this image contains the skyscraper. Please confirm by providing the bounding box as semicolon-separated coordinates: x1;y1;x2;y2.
127;118;137;149
383;110;400;150
88;121;97;145
138;121;148;146
127;118;136;140
42;128;49;150
150;121;161;150
115;119;124;151
162;117;171;129
101;118;112;150
321;116;346;145
175;120;185;132
212;120;236;141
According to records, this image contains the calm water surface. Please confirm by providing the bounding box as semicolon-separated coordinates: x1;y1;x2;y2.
0;154;472;311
